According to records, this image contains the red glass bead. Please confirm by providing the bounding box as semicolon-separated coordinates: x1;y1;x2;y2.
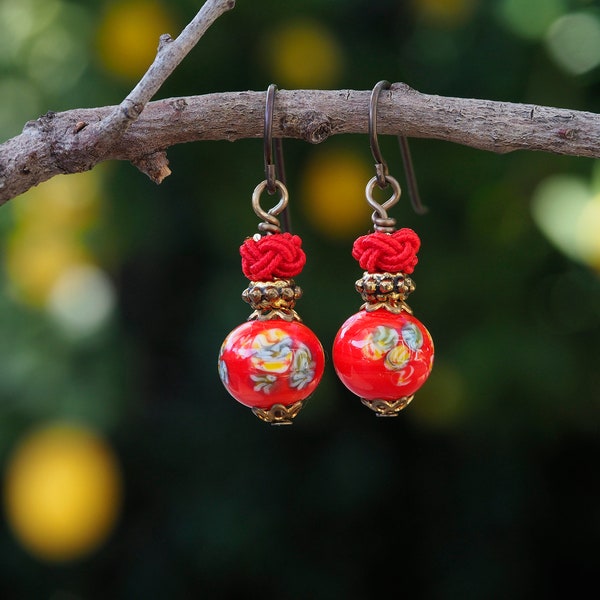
218;319;325;410
332;308;434;402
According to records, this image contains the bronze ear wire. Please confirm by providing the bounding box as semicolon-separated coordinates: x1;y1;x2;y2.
369;80;427;215
263;83;291;233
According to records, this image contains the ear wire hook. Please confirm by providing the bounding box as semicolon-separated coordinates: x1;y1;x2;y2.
264;84;291;232
369;80;427;215
369;80;392;189
397;135;427;215
264;83;278;194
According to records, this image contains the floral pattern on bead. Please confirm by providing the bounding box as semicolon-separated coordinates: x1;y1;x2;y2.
250;329;294;374
352;325;399;360
228;327;318;394
384;344;410;371
289;345;316;390
250;373;277;393
245;329;315;394
219;320;325;410
349;321;430;387
333;310;434;402
401;322;423;352
218;344;229;385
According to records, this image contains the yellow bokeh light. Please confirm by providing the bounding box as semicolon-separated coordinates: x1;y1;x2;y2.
5;229;92;307
4;422;122;562
12;171;102;233
300;148;373;240
262;19;344;89
413;0;478;27
96;0;178;81
4;170;105;308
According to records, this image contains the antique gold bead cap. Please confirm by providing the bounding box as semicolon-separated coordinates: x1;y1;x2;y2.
361;395;414;416
355;271;415;314
242;278;303;321
251;400;306;425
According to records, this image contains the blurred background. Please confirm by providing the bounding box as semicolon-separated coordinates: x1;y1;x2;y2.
0;0;599;597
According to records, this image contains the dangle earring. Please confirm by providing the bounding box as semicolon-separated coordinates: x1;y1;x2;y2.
332;81;434;417
218;85;325;424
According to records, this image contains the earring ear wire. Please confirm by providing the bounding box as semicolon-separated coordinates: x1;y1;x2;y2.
369;80;427;215
264;83;291;232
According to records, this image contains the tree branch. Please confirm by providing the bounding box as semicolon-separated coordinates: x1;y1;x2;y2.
2;84;599;204
0;0;236;204
96;0;236;142
1;0;598;203
1;0;599;204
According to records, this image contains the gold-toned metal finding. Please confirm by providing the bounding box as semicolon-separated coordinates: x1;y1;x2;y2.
365;174;402;233
361;395;414;416
252;179;289;234
251;400;305;425
355;271;415;313
242;278;302;321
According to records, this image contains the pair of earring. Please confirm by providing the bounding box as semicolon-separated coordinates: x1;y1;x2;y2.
217;82;434;424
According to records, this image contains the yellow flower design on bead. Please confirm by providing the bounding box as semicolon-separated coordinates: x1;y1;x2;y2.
384;344;410;371
251;329;294;373
355;325;399;360
246;329;317;394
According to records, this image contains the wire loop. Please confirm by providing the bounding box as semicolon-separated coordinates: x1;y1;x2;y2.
365;175;401;233
252;179;289;234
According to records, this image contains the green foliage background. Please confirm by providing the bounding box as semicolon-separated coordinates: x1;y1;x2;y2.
0;0;599;597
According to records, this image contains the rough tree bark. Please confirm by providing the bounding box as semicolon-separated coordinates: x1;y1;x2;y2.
0;0;598;205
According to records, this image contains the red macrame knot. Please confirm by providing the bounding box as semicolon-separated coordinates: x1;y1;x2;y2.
352;228;421;274
240;232;306;281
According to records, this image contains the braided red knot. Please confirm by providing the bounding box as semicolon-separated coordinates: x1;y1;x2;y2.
352;228;420;274
240;232;306;281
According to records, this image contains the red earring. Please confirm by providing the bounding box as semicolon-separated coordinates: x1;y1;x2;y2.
332;81;434;416
218;85;325;424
